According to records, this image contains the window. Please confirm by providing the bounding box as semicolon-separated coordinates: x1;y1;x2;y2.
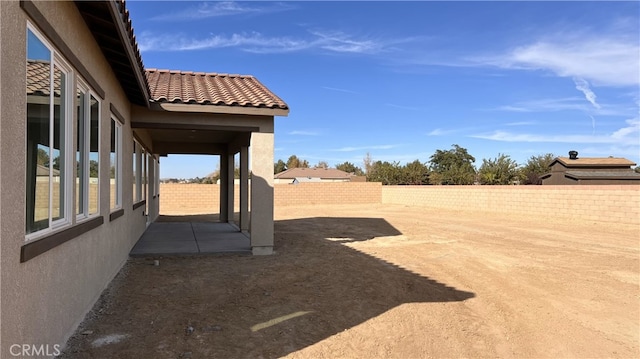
26;25;73;237
109;118;122;210
154;157;159;197
142;148;147;202
76;80;100;219
133;140;143;203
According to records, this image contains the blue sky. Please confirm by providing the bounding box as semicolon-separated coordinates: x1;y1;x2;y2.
126;1;640;179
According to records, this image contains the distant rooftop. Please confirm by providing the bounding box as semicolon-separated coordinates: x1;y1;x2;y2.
275;168;353;180
554;157;636;167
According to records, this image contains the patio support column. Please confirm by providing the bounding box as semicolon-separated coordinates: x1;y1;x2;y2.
226;150;235;224
239;145;249;232
219;150;229;222
249;132;274;255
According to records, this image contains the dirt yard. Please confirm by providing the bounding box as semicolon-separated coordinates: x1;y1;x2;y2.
60;204;639;358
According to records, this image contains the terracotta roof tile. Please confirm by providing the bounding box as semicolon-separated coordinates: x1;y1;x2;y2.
26;61;61;97
146;69;288;110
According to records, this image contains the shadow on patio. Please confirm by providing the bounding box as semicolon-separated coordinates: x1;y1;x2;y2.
62;215;475;358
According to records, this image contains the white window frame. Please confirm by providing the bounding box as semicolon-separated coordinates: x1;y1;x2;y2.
154;156;159;197
76;78;100;221
110;117;123;211
133;139;142;203
26;23;74;241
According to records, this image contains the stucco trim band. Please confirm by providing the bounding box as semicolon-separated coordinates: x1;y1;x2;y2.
109;208;124;222
20;216;104;262
110;103;126;125
133;200;146;210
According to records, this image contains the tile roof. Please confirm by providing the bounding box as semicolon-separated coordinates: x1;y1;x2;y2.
555;157;636;167
26;61;61;97
146;69;289;110
275;168;353;179
565;171;640;180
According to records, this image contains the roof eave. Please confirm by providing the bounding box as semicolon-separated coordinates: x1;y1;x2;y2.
151;102;289;117
106;1;150;108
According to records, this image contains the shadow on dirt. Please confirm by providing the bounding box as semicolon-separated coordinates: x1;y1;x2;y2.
61;216;474;358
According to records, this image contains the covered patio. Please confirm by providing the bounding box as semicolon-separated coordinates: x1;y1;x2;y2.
130;215;251;255
132;69;289;255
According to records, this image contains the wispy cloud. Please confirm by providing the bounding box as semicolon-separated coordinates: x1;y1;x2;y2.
384;103;423;111
469;31;639;87
151;2;294;21
490;97;633;117
309;30;382;54
139;29;415;55
138;31;309;53
428;128;456;136
330;144;399;152
470;117;640;146
322;86;359;94
505;121;536;126
573;77;601;109
288;130;320;136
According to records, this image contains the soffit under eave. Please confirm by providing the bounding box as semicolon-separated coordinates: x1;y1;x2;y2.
74;0;150;107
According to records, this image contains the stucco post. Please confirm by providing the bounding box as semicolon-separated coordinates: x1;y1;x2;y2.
239;145;249;232
249;132;274;255
219;150;229;222
226;151;235;223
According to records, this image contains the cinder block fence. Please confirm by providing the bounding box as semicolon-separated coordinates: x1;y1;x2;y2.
159;183;640;225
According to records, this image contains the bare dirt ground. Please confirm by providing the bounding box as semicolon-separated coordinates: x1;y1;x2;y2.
60;204;639;358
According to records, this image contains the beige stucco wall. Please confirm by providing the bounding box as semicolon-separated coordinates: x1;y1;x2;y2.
1;2;153;357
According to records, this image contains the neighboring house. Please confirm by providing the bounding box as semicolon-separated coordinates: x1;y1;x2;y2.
541;152;640;185
274;168;358;184
1;1;287;356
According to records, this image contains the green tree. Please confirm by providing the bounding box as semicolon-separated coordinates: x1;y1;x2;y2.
314;160;329;169
89;160;99;178
402;159;430;185
478;154;519;185
37;148;49;166
428;144;476;185
367;161;404;185
274;159;287;174
520;153;555;185
286;155;309;169
634;166;640;174
335;161;365;176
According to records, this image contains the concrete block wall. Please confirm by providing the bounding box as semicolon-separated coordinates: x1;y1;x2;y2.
274;182;382;206
159;182;382;214
159;183;639;225
382;185;640;225
160;183;241;215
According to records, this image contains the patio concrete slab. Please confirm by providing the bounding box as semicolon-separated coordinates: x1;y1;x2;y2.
130;221;251;256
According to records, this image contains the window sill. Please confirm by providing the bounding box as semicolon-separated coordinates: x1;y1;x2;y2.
133;200;146;210
109;208;124;222
21;216;104;263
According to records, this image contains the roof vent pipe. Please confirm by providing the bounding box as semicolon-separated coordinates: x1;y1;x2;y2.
569;150;578;160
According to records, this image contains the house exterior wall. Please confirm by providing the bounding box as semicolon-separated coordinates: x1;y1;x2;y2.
1;1;153;356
